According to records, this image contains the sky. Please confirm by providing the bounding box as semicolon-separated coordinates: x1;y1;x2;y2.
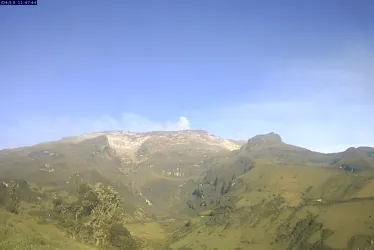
0;0;373;152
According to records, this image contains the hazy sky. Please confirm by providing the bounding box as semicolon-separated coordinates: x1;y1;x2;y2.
1;0;373;152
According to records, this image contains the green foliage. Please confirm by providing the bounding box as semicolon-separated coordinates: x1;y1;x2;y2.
53;182;138;249
5;182;21;214
0;209;97;250
108;223;137;250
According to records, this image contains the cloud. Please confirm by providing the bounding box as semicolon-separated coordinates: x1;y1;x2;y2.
0;114;192;149
177;116;191;130
1;44;373;153
191;43;374;153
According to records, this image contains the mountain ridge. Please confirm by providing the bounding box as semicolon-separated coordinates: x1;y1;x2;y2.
2;129;371;155
2;129;374;249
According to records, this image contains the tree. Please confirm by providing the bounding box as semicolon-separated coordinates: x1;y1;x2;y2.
85;183;124;246
52;182;137;249
6;182;21;214
108;223;137;250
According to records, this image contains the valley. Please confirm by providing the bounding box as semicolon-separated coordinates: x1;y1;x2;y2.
1;130;374;249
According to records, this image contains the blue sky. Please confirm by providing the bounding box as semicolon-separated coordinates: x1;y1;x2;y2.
1;0;373;152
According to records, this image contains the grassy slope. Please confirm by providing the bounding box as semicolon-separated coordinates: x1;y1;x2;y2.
0;134;234;249
170;150;374;250
2;133;374;249
0;209;96;250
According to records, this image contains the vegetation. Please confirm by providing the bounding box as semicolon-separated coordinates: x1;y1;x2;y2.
0;180;138;250
5;182;21;214
2;131;374;249
0;209;100;250
52;183;138;249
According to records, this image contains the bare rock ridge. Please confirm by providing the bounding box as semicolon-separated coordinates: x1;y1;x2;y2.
61;130;241;162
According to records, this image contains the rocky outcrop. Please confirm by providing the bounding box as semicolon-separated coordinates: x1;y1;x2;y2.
60;130;241;163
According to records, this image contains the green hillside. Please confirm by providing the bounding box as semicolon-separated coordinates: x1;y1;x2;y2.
170;134;374;250
1;131;374;249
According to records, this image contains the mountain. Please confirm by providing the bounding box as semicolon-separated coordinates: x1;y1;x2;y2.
0;130;241;219
170;134;374;250
1;130;374;249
